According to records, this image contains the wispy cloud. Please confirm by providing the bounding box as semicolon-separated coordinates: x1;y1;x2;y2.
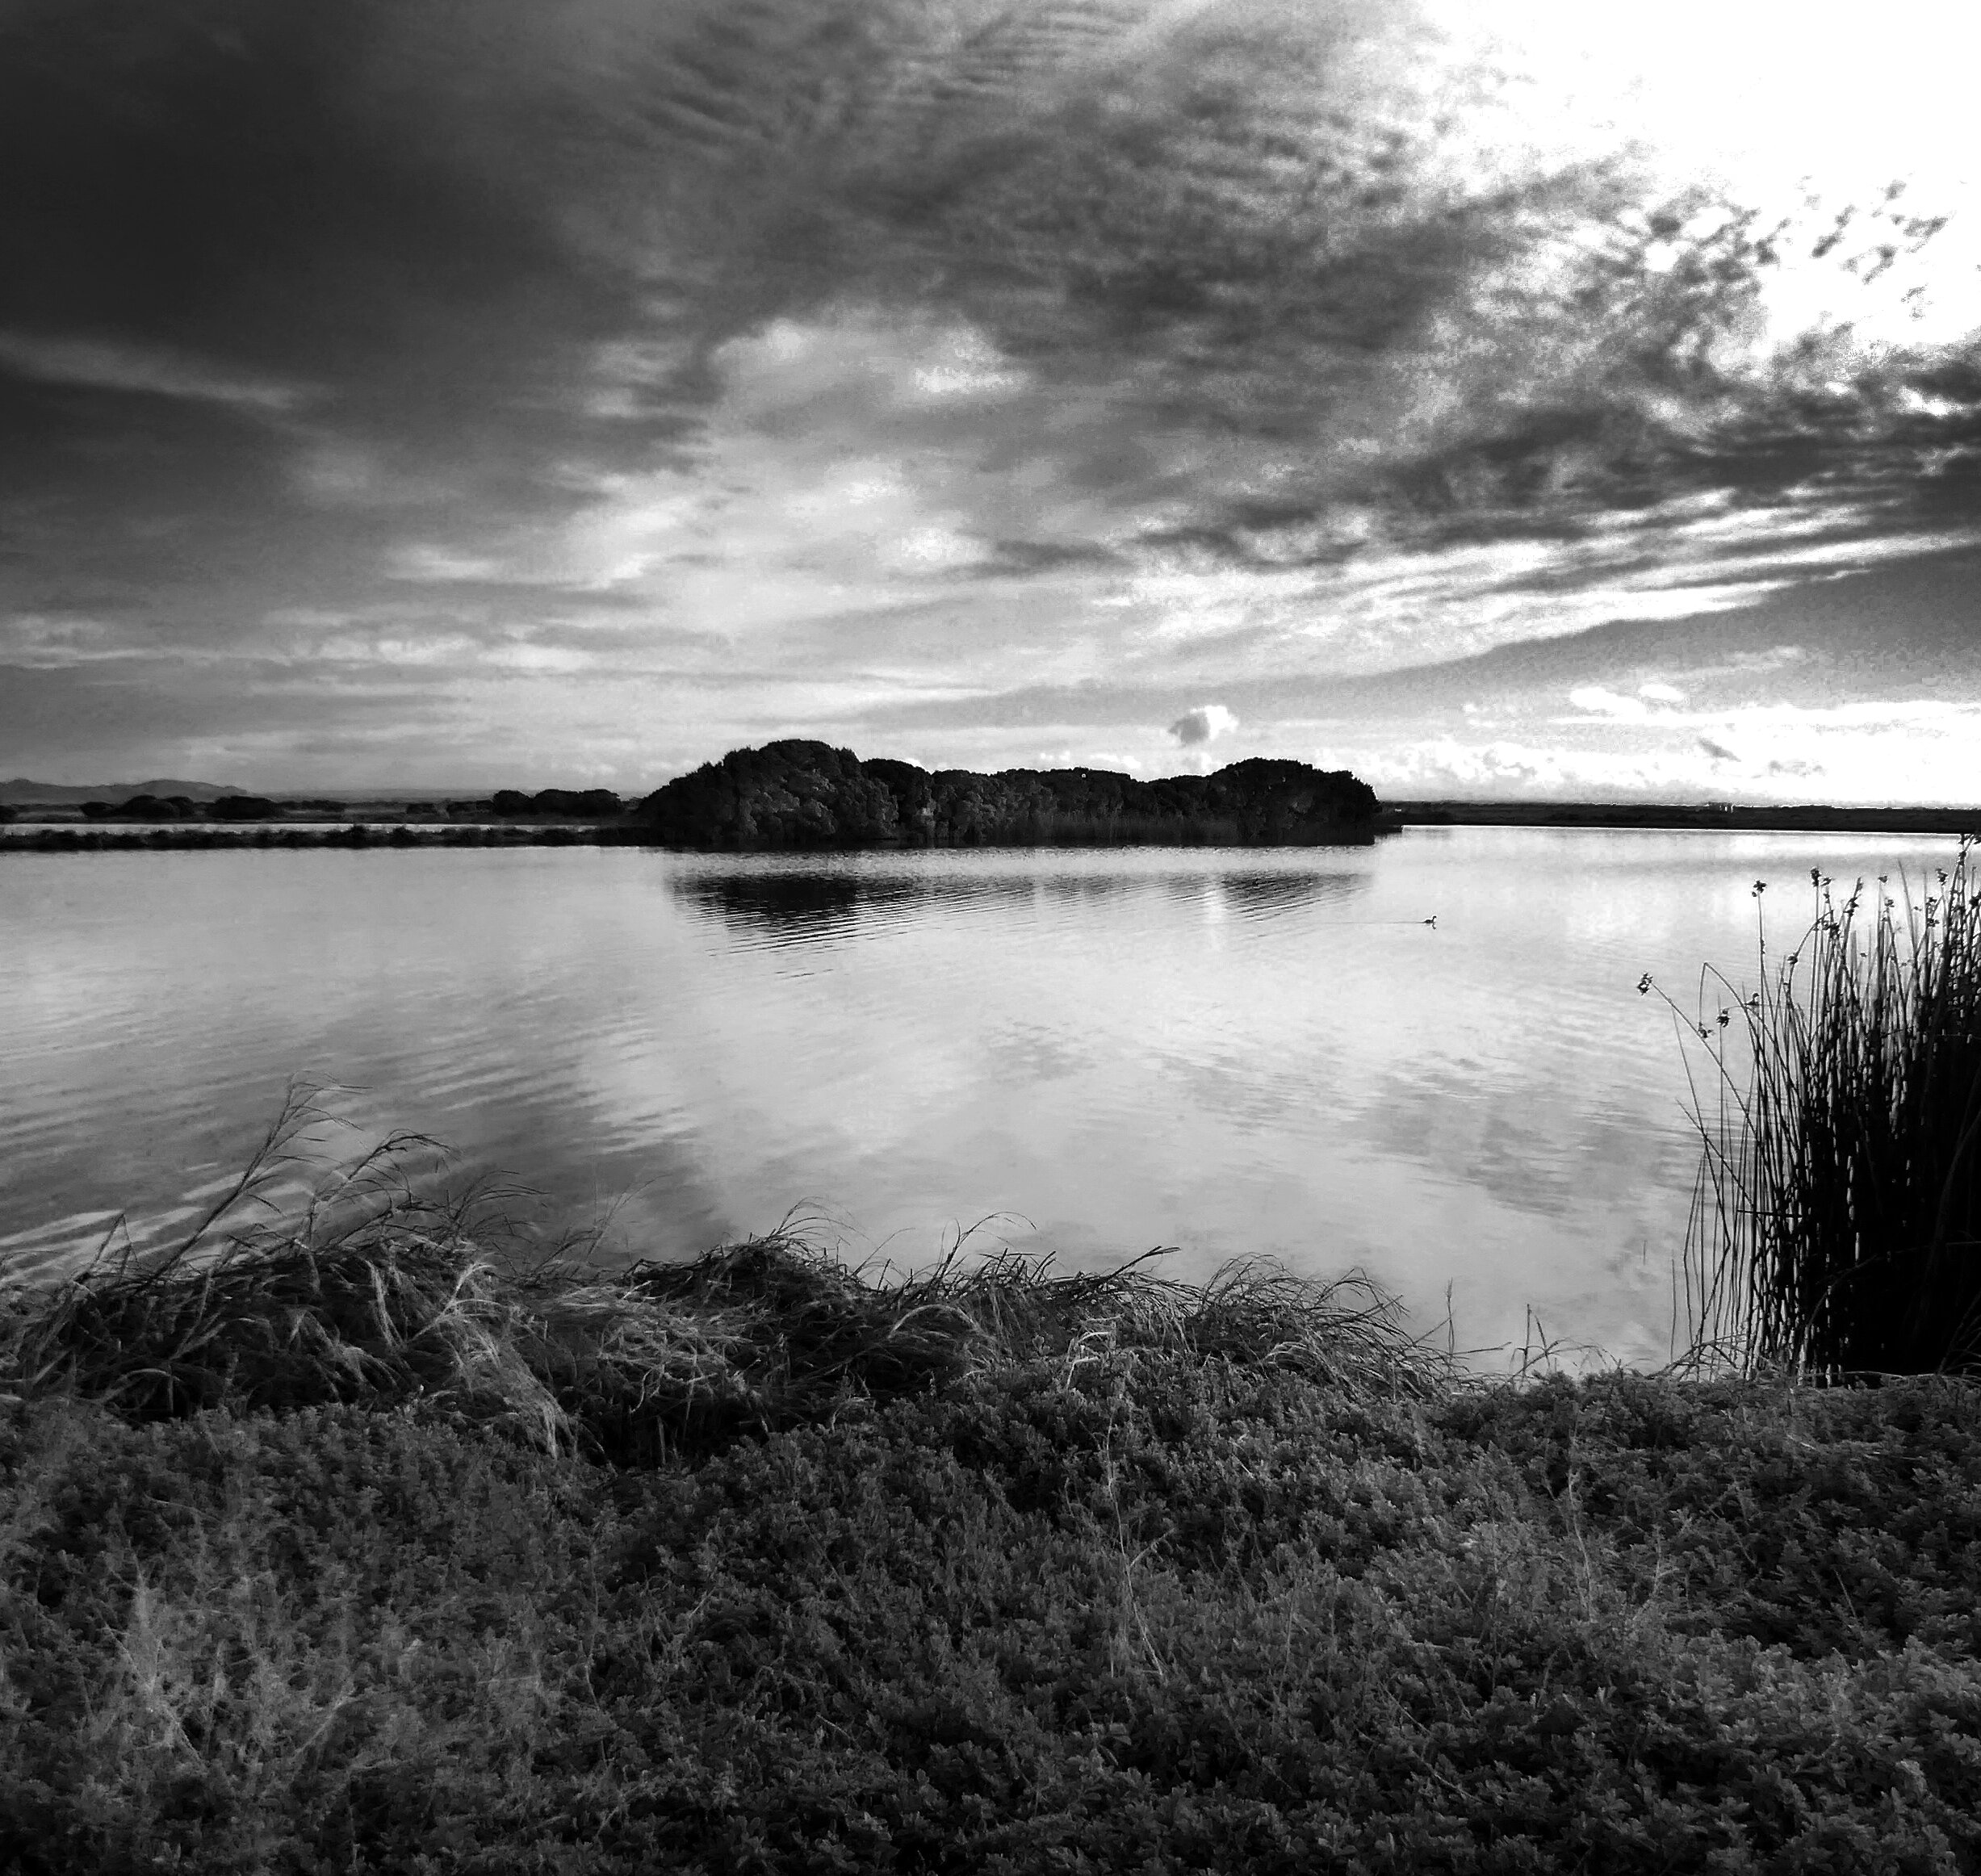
0;332;309;413
0;613;156;669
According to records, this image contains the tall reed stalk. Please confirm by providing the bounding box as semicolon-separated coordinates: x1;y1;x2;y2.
1650;843;1981;1377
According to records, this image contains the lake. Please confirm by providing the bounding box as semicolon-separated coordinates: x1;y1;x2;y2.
1;827;1963;1367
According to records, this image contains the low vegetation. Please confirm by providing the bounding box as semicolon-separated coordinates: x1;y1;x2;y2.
2;788;626;835
5;1099;1981;1871
490;789;625;819
1;824;642;854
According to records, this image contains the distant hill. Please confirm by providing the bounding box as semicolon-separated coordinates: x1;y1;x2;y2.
0;777;250;806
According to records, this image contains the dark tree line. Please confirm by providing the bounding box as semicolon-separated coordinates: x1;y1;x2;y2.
47;790;628;824
635;740;1379;849
488;789;625;819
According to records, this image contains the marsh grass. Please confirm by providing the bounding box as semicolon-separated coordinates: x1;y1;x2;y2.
1647;841;1981;1378
1;1092;1448;1464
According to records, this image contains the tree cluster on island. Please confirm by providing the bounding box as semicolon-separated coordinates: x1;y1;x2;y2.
634;739;1380;848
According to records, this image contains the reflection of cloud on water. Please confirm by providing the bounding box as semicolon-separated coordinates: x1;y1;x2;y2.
983;1020;1092;1086
1354;1057;1699;1247
1157;1050;1344;1138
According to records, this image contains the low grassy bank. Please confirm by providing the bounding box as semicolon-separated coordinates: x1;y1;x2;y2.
1389;802;1981;836
0;823;648;855
5;1187;1981;1873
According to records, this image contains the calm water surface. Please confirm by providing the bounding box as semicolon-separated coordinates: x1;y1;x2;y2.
1;827;1962;1365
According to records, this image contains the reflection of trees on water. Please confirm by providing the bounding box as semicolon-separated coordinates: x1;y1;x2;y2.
675;870;1028;942
1213;871;1367;923
675;863;1374;945
677;872;916;931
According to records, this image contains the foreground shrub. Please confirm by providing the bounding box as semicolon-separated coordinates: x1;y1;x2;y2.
3;1363;1980;1873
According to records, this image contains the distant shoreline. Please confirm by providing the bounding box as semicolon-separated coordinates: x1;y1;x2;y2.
6;799;1981;852
1384;801;1981;836
0;823;648;853
0;821;1382;854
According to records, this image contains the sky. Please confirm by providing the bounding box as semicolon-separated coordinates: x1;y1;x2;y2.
2;0;1978;801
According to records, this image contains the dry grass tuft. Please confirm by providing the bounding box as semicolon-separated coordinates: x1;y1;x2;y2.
2;1098;1449;1462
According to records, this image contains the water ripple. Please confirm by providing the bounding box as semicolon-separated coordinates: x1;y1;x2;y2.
2;832;1966;1363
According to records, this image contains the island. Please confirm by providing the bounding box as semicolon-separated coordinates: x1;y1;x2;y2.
632;739;1380;848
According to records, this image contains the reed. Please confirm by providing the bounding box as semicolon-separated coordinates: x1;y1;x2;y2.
1648;843;1981;1377
1;1099;1448;1461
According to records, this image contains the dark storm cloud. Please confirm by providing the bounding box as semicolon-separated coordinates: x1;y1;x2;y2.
0;1;629;396
10;0;1966;570
0;0;660;709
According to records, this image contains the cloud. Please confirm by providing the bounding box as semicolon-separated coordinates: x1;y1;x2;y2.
0;613;154;668
1566;685;1654;720
2;0;1978;791
1698;735;1739;761
0;332;309;412
1168;704;1240;747
385;546;507;585
9;0;1972;574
